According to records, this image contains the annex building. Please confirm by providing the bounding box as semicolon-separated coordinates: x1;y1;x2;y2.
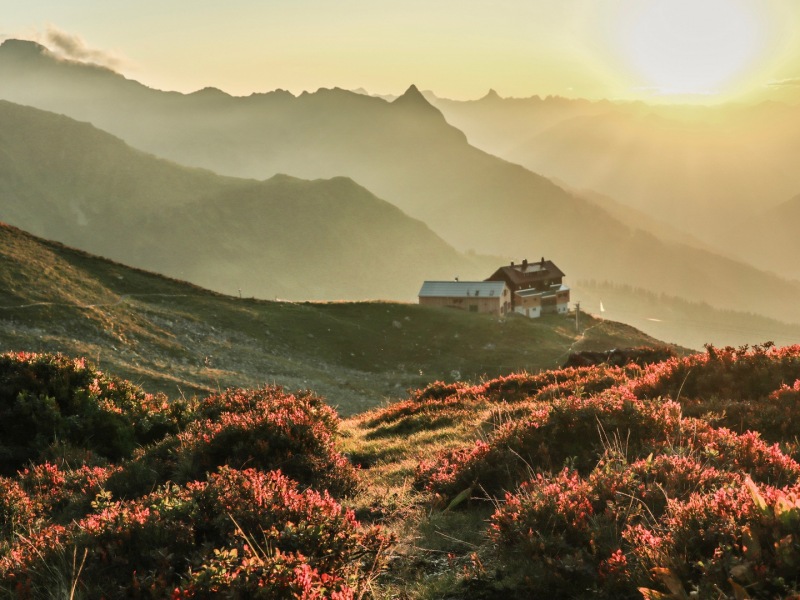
417;281;510;316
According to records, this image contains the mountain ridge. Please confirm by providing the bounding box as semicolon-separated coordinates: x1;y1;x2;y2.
0;99;493;302
2;44;800;340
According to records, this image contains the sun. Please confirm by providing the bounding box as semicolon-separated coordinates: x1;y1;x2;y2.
619;0;765;97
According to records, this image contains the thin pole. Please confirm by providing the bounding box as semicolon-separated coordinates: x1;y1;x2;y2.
575;301;580;332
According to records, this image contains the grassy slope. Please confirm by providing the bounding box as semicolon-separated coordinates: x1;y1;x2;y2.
0;222;671;415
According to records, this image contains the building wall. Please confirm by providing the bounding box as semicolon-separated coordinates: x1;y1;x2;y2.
514;293;542;319
419;296;505;316
514;305;541;318
556;290;570;314
541;296;558;315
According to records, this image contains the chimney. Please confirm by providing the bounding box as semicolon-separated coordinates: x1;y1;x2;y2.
522;259;528;269
541;256;545;265
510;261;514;267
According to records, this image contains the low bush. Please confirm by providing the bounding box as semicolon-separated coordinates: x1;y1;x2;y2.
1;467;389;599
17;461;117;525
477;365;635;403
486;452;800;598
0;352;185;474
0;478;34;548
416;392;684;500
629;343;800;404
419;344;800;599
626;480;800;598
108;387;358;499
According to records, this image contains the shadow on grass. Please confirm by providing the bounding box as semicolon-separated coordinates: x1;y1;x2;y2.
364;415;458;440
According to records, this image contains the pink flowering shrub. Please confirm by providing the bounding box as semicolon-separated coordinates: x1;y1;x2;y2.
0;353;375;598
0;352;186;473
1;467;388;599
177;548;357;600
476;365;636;403
487;453;800;598
411;380;470;403
362;394;475;433
421;344;800;599
0;478;34;547
180;467;388;597
109;387;358;499
488;469;605;594
676;379;800;449
629;343;800;404
625;480;800;598
416;392;684;499
364;366;640;441
15;460;117;526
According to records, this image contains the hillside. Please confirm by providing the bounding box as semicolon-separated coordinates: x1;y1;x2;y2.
429;90;800;280
345;343;800;599
429;89;616;158
720;192;800;281
552;178;715;252
0;222;670;415
431;91;800;230
0;99;493;302
0;40;609;256
2;41;800;336
573;281;800;351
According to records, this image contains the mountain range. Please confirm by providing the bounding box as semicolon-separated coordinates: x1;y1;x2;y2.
0;99;492;301
1;38;799;348
427;90;800;280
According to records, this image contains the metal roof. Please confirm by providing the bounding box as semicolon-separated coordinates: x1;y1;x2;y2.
419;281;508;298
515;284;570;298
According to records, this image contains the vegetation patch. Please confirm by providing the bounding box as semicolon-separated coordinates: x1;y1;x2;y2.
0;352;386;599
0;351;186;475
5;344;800;598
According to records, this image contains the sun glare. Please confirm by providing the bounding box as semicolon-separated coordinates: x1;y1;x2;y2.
620;0;765;97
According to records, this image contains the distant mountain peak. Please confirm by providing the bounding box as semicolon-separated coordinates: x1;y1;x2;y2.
481;88;502;101
394;84;427;104
392;84;441;115
188;86;232;98
0;38;50;57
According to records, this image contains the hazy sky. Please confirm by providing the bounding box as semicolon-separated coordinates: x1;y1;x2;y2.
3;0;800;102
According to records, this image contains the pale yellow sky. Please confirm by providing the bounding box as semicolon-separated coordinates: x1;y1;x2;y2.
2;0;800;102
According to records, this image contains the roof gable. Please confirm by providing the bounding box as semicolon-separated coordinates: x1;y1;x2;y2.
487;259;565;285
